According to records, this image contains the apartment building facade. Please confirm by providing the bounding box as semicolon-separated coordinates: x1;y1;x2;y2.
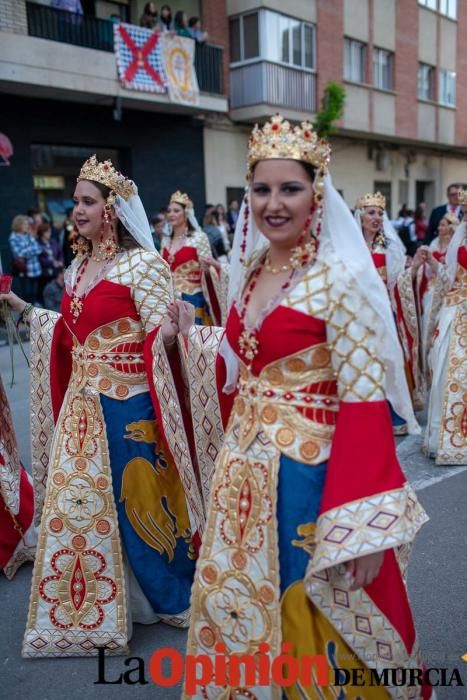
1;0;467;256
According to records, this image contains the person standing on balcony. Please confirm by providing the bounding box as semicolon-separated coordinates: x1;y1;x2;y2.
159;4;173;32
51;0;83;13
188;16;208;43
139;3;161;31
173;11;192;38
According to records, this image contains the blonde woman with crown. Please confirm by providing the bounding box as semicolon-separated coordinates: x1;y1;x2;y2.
0;156;205;657
412;211;459;376
421;192;467;466
167;115;432;699
161;191;229;326
354;193;423;434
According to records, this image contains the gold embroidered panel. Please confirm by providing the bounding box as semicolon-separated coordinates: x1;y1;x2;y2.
187;325;225;506
0;372;22;514
172;259;203;296
30;308;61;526
233;344;336;465
69;317;148;400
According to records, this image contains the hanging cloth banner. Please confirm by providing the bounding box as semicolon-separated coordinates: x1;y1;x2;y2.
114;23;167;93
162;34;200;106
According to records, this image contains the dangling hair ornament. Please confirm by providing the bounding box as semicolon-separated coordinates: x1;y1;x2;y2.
70;227;90;258
95;191;120;261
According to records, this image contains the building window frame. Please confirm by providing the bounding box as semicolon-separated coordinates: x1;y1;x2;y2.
418;0;437;10
229;9;316;73
344;37;367;84
418;62;435;101
439;69;456;106
439;0;457;19
373;47;394;91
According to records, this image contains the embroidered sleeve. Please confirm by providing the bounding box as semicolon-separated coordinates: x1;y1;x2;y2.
130;251;172;333
194;230;213;259
324;269;386;402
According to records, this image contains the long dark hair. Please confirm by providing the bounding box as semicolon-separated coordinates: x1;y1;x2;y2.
169;200;194;237
88;180;141;250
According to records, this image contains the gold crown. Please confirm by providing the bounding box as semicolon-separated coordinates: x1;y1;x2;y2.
355;192;386;210
443;211;460;228
77;155;137;200
457;188;467;205
170;191;193;209
247;114;331;180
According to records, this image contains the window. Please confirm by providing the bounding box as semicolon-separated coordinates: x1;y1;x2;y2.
344;38;366;83
418;63;435;100
261;10;315;70
439;0;457;18
229;12;259;63
439;69;456;106
373;48;393;90
418;0;437;9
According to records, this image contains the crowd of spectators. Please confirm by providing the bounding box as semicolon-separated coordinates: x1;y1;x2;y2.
7;209;68;311
139;3;208;43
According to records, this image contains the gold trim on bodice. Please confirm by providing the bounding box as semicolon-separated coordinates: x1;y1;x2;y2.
445;264;467;307
69;317;148;399
172;259;203;296
232;343;337;464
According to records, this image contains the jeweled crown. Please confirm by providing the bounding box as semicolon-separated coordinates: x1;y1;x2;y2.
246;114;331;180
443;212;460;228
77;155;137;201
355;192;386;210
170;191;193;209
456;188;467;205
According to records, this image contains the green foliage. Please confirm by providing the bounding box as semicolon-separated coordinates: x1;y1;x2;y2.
313;82;346;138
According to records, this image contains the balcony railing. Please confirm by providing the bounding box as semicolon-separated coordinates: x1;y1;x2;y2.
26;2;224;95
230;61;316;113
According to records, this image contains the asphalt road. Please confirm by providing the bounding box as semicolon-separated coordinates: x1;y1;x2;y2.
0;342;465;699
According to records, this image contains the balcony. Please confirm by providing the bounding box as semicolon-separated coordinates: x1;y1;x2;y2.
230;61;316;120
25;1;223;95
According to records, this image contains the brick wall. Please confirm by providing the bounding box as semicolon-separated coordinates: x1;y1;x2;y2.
395;0;418;139
316;0;344;111
455;1;467;144
200;0;229;95
0;0;27;34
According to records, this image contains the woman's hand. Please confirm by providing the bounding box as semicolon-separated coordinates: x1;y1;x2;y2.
0;291;27;314
161;301;180;347
411;247;425;276
344;550;384;590
199;256;221;273
176;299;195;339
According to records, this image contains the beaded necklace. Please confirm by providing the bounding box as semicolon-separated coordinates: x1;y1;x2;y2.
69;255;90;322
238;255;294;364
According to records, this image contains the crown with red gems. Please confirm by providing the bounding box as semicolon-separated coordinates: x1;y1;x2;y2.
77;155;137;200
170;191;194;209
355;192;386;210
246;114;331;181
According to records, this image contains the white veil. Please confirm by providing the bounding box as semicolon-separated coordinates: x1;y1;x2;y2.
227;174;418;433
114;192;157;252
445;221;465;285
353;209;406;289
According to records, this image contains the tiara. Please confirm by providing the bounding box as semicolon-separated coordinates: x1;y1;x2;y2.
77;155;137;201
170;191;193;209
456;188;467;205
443;212;460;228
247;114;331;180
355;192;386;210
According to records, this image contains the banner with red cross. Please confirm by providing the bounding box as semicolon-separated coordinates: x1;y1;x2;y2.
114;23;167;93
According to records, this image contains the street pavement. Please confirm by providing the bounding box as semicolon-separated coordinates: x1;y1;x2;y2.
0;342;466;699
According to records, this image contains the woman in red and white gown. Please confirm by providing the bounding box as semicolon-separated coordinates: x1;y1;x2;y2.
0;370;36;579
